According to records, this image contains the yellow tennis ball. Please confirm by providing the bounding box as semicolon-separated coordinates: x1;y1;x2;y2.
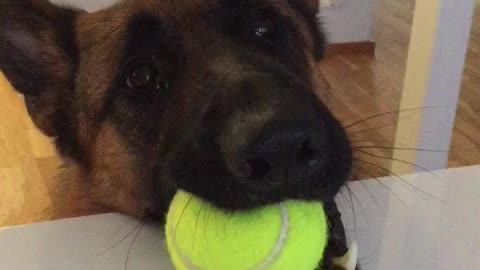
166;190;328;270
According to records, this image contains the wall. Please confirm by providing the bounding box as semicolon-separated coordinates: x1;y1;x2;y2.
392;0;476;172
51;0;116;12
319;0;376;43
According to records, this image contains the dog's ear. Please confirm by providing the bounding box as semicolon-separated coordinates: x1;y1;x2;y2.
288;0;326;60
0;0;80;136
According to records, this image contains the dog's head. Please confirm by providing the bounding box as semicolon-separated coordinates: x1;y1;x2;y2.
0;0;351;219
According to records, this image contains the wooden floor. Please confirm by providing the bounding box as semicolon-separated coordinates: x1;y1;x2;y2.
1;0;479;227
0;75;59;227
320;0;480;178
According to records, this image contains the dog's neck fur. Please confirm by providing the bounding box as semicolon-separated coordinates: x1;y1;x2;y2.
45;164;108;220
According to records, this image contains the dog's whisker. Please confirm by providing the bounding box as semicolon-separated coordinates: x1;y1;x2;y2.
124;222;146;270
347;107;424;136
347;185;370;226
336;188;350;209
173;195;194;243
205;204;215;238
358;179;381;208
223;209;227;237
344;106;442;129
353;165;407;206
357;240;382;264
98;151;135;158
353;146;451;153
203;202;209;239
327;85;350;94
192;201;205;251
345;186;358;238
355;149;447;182
348;121;397;136
353;158;442;202
96;221;144;256
348;139;384;146
325;216;334;231
354;158;422;195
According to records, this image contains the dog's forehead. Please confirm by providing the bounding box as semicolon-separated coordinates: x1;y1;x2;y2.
126;0;291;15
79;0;295;25
75;0;307;63
75;0;305;62
74;0;313;118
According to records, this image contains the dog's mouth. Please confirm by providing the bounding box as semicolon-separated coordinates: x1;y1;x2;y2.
170;133;352;213
330;242;358;270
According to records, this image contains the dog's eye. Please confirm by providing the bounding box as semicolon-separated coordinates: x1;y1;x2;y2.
252;19;276;43
127;63;158;89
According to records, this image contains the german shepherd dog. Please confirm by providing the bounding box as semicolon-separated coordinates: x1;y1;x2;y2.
0;0;357;269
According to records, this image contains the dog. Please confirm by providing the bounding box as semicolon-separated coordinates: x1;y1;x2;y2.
0;0;358;269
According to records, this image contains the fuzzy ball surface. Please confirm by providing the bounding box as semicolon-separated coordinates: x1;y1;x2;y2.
166;190;328;270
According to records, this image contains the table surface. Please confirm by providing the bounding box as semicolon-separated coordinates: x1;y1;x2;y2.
1;166;479;270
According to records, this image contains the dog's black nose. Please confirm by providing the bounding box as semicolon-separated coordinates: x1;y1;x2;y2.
238;125;326;184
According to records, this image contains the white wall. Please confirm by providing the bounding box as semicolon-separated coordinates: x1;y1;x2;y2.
51;0;117;12
319;0;376;43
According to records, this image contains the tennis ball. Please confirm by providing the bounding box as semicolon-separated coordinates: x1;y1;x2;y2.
166;190;328;270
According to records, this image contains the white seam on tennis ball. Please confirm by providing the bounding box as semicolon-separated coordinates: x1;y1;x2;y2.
170;203;289;270
250;203;289;270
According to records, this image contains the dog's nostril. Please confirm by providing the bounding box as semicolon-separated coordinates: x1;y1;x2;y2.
296;139;318;166
243;158;272;179
235;124;327;185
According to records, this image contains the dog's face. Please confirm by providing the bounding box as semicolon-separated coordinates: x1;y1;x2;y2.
0;0;351;219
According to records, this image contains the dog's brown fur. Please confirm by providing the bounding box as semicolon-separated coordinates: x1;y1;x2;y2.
1;0;355;269
3;0;329;218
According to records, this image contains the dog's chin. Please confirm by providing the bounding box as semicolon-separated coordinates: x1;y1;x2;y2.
174;178;344;214
171;153;350;213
